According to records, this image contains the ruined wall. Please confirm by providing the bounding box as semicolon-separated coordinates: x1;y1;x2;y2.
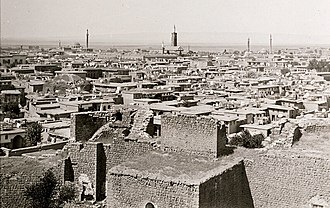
64;139;155;202
70;112;110;142
0;172;44;207
244;151;330;208
199;161;254;208
0;158;62;208
103;138;154;171
107;174;199;208
161;114;226;157
65;142;103;201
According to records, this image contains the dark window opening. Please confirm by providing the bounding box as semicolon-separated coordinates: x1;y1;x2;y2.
145;202;155;208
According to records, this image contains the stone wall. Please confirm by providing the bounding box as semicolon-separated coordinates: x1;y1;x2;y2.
70;112;110;142
64;142;102;201
0;172;43;207
63;139;155;202
199;161;254;208
107;174;200;208
161;114;226;157
0;158;62;208
244;151;330;208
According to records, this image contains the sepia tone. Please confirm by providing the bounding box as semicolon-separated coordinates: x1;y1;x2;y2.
1;1;330;208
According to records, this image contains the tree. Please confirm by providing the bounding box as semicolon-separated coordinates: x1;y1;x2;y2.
24;170;76;208
25;122;43;146
1;101;20;118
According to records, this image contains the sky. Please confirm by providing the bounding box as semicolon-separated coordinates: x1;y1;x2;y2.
1;0;330;46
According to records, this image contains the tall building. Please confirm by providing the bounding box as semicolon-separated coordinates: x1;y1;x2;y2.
171;25;178;46
86;29;89;49
270;34;273;54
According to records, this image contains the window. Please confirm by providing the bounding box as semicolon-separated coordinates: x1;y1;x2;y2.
145;203;155;208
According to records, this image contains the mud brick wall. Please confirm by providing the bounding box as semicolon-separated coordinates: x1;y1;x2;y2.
103;138;155;172
107;174;199;208
244;152;330;208
65;142;103;200
70;112;110;142
161;114;226;157
0;161;62;208
199;161;254;208
64;139;154;201
0;173;42;208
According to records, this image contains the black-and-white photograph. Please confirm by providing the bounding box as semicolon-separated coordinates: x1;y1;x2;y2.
1;0;330;207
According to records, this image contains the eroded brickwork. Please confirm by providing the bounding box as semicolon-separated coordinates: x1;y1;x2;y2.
199;161;254;208
244;151;330;208
108;174;200;208
161;114;226;157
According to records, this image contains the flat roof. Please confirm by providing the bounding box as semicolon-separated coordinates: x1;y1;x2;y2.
1;90;21;95
240;124;273;130
109;151;243;185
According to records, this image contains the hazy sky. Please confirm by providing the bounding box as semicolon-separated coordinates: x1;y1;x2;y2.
1;0;330;45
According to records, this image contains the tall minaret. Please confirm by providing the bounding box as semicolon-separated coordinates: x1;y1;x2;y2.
270;34;273;54
59;40;61;48
86;29;89;49
171;25;178;46
247;38;250;52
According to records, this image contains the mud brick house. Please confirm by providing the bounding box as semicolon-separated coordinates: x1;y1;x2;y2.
108;152;253;208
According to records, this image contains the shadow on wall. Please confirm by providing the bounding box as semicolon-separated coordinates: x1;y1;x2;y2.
199;161;255;208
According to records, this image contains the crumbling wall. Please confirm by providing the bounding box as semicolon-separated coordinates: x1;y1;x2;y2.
298;118;330;133
199;161;254;208
103;138;155;173
64;142;104;201
161;114;226;157
126;109;154;141
107;174;199;208
0;158;62;208
263;120;302;149
70;112;110;142
63;139;155;202
244;151;330;208
0;171;44;207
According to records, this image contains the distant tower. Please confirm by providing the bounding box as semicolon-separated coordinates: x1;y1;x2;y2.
247;38;250;52
270;34;273;54
162;41;165;54
171;25;178;46
59;40;61;48
86;29;89;49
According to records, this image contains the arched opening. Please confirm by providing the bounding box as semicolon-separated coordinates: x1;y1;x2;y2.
145;202;155;208
12;135;24;149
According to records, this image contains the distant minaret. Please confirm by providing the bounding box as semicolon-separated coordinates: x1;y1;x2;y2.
162;41;165;54
59;40;61;48
86;29;89;49
247;38;250;52
270;34;273;54
171;25;178;46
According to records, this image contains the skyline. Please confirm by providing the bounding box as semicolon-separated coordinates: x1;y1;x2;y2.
1;0;330;46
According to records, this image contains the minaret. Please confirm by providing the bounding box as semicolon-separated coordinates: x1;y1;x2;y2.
162;41;165;54
247;38;250;52
59;40;61;48
86;29;89;49
270;34;273;54
171;25;178;46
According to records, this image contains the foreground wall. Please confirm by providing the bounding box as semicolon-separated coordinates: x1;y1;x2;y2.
108;174;200;208
199;161;254;208
244;151;330;208
64;139;154;201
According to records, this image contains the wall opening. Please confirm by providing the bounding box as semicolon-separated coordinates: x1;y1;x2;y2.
145;202;155;208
